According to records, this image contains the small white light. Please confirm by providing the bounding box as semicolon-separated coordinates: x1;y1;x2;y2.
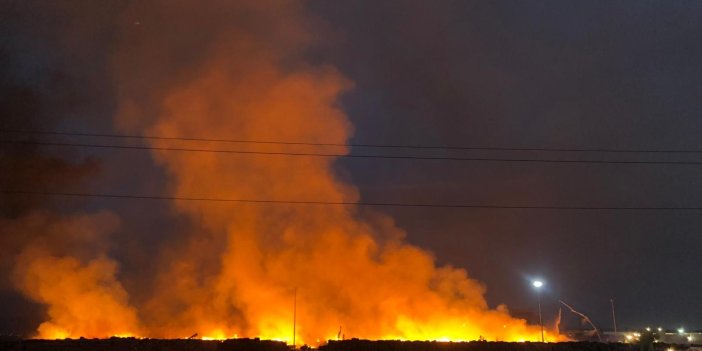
678;328;685;334
532;280;544;288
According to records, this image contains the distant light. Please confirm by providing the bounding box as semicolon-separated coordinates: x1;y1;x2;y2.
668;348;675;351
678;328;685;334
532;280;544;288
646;327;651;332
658;328;662;332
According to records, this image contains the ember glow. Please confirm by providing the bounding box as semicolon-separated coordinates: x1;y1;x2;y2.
5;0;561;344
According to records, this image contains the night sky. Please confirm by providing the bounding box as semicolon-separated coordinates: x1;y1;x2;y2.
2;0;702;337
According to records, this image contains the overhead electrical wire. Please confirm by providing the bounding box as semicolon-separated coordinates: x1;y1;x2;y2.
3;128;702;153
2;190;701;210
3;139;702;165
4;129;701;211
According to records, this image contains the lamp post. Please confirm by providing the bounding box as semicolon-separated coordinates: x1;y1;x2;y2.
532;280;544;342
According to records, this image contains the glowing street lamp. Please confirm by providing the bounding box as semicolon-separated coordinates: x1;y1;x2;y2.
532;280;545;342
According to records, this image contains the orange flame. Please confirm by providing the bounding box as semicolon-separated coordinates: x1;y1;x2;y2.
8;0;565;344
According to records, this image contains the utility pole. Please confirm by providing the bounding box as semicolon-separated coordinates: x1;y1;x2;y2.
610;298;617;341
293;288;297;349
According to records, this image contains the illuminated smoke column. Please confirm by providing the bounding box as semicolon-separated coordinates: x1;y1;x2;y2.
6;0;557;343
6;211;142;338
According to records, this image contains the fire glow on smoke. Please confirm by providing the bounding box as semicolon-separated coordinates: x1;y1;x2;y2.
5;0;561;344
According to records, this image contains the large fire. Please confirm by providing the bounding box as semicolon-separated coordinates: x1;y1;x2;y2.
6;0;562;344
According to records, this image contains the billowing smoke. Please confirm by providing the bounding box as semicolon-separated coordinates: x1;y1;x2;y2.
0;0;116;336
7;211;141;338
3;0;555;343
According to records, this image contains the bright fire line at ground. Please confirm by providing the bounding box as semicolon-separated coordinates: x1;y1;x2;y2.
7;2;566;345
41;324;562;345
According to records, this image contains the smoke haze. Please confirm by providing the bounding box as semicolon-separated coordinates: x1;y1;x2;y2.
1;0;553;342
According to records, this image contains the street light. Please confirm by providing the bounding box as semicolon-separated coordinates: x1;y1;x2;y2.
532;280;544;342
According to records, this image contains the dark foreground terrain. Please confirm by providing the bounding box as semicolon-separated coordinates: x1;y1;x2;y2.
0;337;287;351
0;338;665;351
321;340;637;351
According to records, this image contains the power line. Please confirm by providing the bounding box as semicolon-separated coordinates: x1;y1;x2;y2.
3;128;702;153
3;190;702;210
4;139;702;165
